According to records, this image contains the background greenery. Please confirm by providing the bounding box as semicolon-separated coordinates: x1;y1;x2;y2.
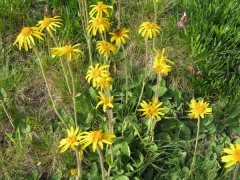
0;0;240;179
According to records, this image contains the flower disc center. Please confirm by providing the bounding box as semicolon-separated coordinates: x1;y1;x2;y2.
91;131;103;142
195;105;204;114
234;150;240;162
92;69;100;78
43;18;52;27
67;135;77;144
21;27;32;36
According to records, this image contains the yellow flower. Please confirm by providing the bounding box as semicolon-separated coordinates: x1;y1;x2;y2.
79;130;116;152
109;27;130;45
153;48;174;75
96;76;113;90
138;22;161;39
58;127;81;153
96;41;116;57
221;143;240;168
51;43;83;61
13;26;45;51
96;91;114;112
86;63;110;87
137;98;164;121
87;17;111;36
70;169;77;175
89;2;113;18
187;99;212;119
36;16;62;37
155;0;159;2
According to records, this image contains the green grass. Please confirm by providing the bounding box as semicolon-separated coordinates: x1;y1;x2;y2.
0;0;240;179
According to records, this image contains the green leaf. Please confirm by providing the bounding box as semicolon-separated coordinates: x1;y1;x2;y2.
219;97;229;108
0;88;7;102
112;175;129;180
216;122;226;132
144;168;153;180
50;170;62;180
235;127;240;136
203;115;213;126
161;119;179;131
132;150;144;168
89;87;98;102
222;117;238;126
229;105;240;118
234;138;240;144
205;123;216;133
121;141;131;157
179;123;191;135
90;162;98;177
155;132;171;142
145;82;153;99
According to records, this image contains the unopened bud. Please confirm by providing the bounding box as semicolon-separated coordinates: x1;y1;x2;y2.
53;9;58;16
44;6;49;17
177;12;191;29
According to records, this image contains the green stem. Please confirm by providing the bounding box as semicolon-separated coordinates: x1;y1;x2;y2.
134;80;146;113
233;163;239;180
75;148;82;179
86;38;93;65
153;0;157;49
52;35;72;94
154;73;162;100
32;47;66;127
145;38;149;76
122;45;128;104
78;0;92;65
97;146;106;180
117;0;121;27
131;123;154;145
104;88;114;166
189;116;200;177
60;58;72;94
67;61;78;127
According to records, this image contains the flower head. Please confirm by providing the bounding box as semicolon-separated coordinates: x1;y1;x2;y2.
86;63;110;87
221;143;240;168
70;169;77;175
79;130;116;152
187;99;212;119
13;26;45;51
58;127;81;153
36;16;62;37
51;43;83;61
153;48;174;75
96;91;114;112
137;98;164;121
89;2;113;18
96;41;116;57
96;76;113;90
138;22;161;39
87;17;111;36
109;27;130;45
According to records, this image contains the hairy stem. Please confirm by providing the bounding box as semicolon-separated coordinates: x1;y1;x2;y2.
32;47;66;127
233;163;239;180
154;72;162;100
67;61;78;127
75;148;82;180
189;116;200;177
97;146;106;180
122;45;128;104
